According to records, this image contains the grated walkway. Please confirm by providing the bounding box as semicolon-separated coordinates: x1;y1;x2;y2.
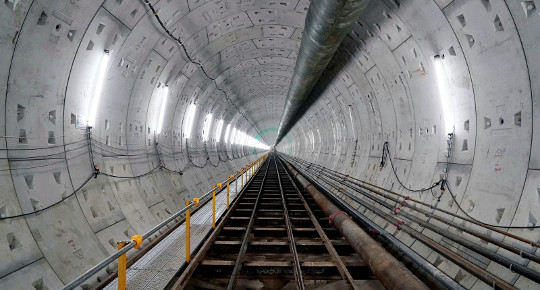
103;178;245;290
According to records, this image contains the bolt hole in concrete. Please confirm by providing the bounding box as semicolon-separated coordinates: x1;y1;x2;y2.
56;24;61;31
499;117;504;125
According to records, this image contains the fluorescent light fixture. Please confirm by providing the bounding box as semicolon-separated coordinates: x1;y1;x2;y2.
157;85;169;134
434;56;454;134
239;131;245;145
184;104;197;139
348;105;356;140
230;127;236;144
87;50;110;127
224;124;231;143
244;134;270;150
215;119;224;142
202;113;213;141
237;131;242;145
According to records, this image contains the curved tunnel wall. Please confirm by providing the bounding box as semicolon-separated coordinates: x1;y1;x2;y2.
278;0;540;288
0;0;274;288
0;0;538;289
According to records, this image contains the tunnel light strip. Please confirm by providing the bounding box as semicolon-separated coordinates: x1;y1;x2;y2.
87;50;110;127
239;133;270;150
235;130;242;145
184;104;197;139
434;56;455;134
242;132;248;146
224;124;231;143
230;127;237;144
202;113;213;141
348;105;356;140
156;86;169;134
215;119;224;142
236;131;243;145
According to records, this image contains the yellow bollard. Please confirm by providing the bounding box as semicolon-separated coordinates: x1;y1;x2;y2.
212;185;216;228
227;176;232;210
185;201;190;263
117;241;128;290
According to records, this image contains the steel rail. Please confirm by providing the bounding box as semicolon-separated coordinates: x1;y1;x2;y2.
171;156;268;289
277;157;359;289
275;158;306;290
278;155;464;290
281;157;429;290
227;158;271;290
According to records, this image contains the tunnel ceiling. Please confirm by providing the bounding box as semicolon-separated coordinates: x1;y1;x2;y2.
145;0;310;144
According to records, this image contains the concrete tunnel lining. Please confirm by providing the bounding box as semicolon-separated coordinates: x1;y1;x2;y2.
0;0;539;289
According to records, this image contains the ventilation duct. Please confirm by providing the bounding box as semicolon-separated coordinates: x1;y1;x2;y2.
276;0;369;144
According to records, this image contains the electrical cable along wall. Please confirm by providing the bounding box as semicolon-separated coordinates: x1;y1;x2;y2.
0;130;260;219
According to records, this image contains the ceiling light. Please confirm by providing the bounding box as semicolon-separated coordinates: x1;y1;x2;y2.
156;85;169;134
434;55;454;134
215;119;224;142
202;113;213;141
224;124;231;143
87;50;110;127
184;104;197;139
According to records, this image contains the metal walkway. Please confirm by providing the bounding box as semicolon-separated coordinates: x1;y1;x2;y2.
170;154;384;289
103;174;246;290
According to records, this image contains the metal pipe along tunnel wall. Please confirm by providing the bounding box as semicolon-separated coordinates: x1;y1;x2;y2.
0;0;539;289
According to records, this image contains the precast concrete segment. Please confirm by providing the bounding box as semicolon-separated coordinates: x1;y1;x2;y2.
276;0;369;144
283;159;429;290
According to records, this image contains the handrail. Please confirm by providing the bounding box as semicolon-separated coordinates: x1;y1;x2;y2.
62;153;268;290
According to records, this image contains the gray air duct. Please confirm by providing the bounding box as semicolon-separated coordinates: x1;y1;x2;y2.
275;0;369;144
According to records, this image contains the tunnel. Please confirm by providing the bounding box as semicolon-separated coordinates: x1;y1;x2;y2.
0;0;539;289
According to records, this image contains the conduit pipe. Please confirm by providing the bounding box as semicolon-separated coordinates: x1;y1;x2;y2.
283;157;520;290
283;160;429;290
282;161;464;290
275;0;368;144
319;164;540;265
304;162;540;284
289;156;540;248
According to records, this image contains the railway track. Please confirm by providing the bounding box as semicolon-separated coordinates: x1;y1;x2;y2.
170;154;383;289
